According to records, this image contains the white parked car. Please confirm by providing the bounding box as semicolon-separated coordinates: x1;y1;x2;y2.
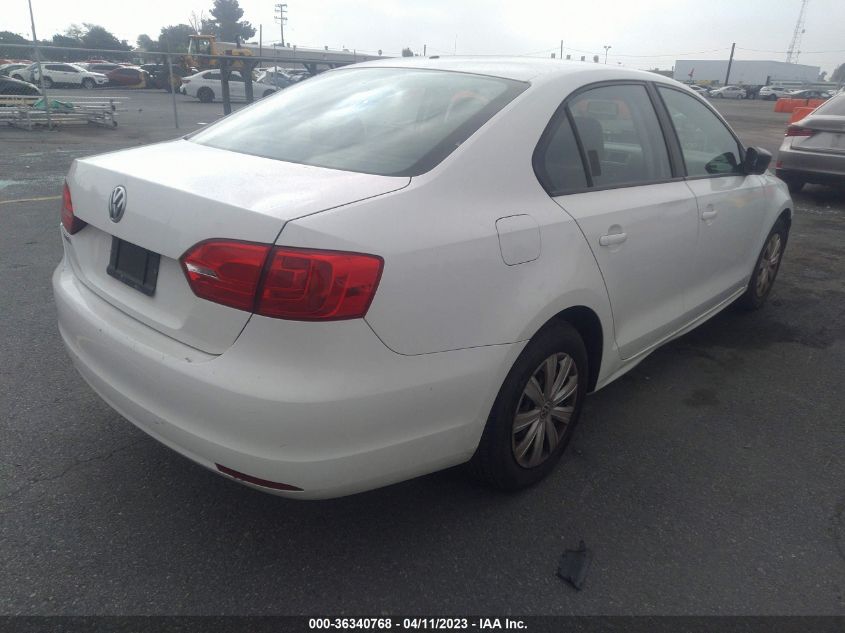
181;69;276;102
710;85;747;99
686;84;710;96
758;85;790;101
32;63;108;89
53;58;792;498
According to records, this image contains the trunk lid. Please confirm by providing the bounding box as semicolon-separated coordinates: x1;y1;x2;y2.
65;140;409;354
791;115;845;155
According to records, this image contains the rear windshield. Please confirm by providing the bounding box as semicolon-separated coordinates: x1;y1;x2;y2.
813;94;845;116
189;67;527;177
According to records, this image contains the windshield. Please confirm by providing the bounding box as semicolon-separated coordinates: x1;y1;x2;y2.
189;67;527;177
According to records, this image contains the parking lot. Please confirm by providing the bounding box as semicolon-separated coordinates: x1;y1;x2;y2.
1;92;843;615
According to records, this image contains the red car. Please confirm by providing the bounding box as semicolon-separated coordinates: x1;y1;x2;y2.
106;66;149;88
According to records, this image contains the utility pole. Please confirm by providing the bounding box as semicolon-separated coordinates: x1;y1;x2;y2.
275;3;287;48
27;0;51;129
259;24;262;58
725;42;736;85
423;44;427;57
560;40;563;60
603;45;611;64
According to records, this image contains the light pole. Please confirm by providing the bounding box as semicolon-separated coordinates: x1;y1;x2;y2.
603;45;611;64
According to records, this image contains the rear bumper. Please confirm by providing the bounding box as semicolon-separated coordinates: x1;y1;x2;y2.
53;254;519;499
777;145;845;185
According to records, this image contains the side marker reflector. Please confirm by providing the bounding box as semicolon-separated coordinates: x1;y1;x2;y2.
215;464;303;491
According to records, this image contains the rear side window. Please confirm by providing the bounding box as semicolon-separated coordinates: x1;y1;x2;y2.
191;68;527;177
658;87;743;177
568;84;672;188
534;115;588;193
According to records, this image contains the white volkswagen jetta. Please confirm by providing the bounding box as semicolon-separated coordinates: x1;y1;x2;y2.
53;58;792;498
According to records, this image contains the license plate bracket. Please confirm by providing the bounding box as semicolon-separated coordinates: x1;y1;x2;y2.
107;236;160;296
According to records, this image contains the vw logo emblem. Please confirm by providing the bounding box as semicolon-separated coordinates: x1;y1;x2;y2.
108;186;127;223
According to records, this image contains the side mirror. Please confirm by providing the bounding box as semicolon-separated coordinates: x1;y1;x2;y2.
744;146;772;175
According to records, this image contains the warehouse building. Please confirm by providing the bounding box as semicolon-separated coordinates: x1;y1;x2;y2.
673;59;820;86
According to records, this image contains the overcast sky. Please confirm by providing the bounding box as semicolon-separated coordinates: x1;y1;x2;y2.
7;0;845;74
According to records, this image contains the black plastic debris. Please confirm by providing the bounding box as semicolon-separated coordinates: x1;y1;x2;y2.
556;540;593;590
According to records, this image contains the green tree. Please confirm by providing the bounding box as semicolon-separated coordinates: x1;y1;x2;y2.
0;31;31;59
80;25;131;53
401;47;414;57
832;63;845;84
205;0;256;42
51;34;86;61
136;34;158;52
158;24;195;53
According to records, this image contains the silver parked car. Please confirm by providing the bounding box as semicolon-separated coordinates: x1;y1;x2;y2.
776;93;845;192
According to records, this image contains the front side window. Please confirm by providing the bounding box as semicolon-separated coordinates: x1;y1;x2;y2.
658;86;743;177
567;83;672;188
191;68;527;177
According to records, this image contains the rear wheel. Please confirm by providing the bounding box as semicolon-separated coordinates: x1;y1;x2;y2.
82;78;95;90
262;89;275;98
197;87;214;103
736;220;788;311
784;179;804;194
469;323;587;490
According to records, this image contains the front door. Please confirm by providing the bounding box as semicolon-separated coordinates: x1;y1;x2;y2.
657;86;768;314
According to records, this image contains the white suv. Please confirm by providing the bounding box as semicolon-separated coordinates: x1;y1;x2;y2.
181;69;276;102
759;85;789;101
32;63;108;89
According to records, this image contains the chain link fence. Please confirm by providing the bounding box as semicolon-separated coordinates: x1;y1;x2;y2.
1;39;381;135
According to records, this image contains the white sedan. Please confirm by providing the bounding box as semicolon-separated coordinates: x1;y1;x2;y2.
710;85;747;99
53;58;792;498
180;69;276;102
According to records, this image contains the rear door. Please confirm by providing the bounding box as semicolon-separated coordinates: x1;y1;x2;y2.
656;86;768;314
229;71;246;98
539;82;700;359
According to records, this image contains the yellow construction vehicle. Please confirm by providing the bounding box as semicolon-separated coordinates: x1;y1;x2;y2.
186;35;253;71
158;35;256;92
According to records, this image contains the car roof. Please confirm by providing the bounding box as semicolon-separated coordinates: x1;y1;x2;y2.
350;56;680;86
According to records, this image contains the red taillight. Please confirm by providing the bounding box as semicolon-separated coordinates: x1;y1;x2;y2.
785;125;814;137
180;240;271;311
257;247;383;320
60;182;87;235
180;240;383;321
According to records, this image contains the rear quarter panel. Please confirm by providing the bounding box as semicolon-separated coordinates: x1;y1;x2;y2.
278;73;618;381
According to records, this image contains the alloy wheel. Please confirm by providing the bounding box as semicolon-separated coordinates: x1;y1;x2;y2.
756;233;782;297
512;352;578;468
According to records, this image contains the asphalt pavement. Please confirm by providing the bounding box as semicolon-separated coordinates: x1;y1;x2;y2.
1;91;843;615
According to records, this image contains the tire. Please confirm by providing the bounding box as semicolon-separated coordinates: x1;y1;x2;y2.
197;87;214;103
42;77;53;89
785;179;804;194
738;93;745;100
469;322;588;490
736;219;789;311
262;89;274;98
82;78;95;90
